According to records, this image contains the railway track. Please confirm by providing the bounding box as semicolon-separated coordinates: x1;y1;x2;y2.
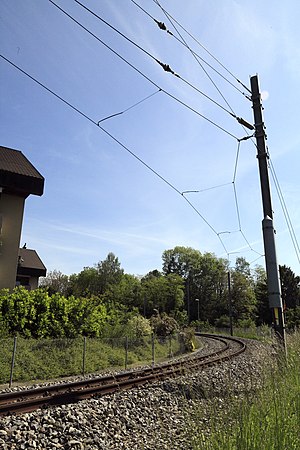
0;334;246;416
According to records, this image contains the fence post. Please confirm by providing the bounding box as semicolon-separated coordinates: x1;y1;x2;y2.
124;336;128;370
9;336;17;388
151;333;155;366
168;335;173;358
82;336;87;376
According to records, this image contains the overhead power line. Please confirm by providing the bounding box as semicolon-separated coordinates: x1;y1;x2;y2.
69;1;233;117
1;52;262;261
269;158;300;265
151;0;251;95
130;0;248;98
97;89;161;124
181;137;264;262
1;53;232;252
67;0;254;130
134;0;248;113
48;0;241;141
2;3;263;265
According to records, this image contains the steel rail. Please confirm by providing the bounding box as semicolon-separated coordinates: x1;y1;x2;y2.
0;334;246;416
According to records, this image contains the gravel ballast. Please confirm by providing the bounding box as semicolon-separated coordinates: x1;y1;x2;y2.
0;338;272;449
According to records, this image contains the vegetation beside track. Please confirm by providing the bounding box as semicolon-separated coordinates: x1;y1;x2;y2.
0;333;189;385
191;330;300;450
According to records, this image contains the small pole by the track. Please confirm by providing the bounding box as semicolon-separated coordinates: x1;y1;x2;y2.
82;336;87;376
124;336;128;370
151;333;155;366
9;336;17;388
228;272;233;336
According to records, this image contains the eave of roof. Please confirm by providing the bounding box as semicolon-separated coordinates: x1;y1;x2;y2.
18;248;47;276
0;146;44;197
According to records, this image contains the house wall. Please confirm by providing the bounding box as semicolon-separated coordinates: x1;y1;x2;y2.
0;192;25;290
29;276;39;290
16;275;39;290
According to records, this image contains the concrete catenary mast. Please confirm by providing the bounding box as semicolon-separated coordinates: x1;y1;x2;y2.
250;75;285;344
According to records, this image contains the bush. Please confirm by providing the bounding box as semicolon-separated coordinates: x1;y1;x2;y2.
285;306;300;330
179;327;195;352
214;315;230;328
0;287;108;338
125;315;152;342
150;312;179;337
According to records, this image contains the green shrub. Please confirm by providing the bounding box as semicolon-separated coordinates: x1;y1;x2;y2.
192;330;300;449
150;312;179;337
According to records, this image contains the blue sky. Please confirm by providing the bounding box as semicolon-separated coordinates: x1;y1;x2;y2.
1;0;300;276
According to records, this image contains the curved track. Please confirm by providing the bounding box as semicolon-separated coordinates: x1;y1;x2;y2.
0;334;246;416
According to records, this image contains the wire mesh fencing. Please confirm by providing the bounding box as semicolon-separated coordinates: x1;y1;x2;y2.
0;333;184;387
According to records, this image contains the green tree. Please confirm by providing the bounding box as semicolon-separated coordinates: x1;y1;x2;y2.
70;267;99;297
72;253;124;297
47;292;71;337
162;246;202;321
279;265;300;309
125;314;152;341
29;289;51;337
67;296;108;337
39;270;70;296
235;256;251;278
192;253;228;323
162;246;202;278
95;252;124;293
102;274;142;310
0;287;35;337
285;306;300;329
150;312;179;337
230;268;257;323
162;246;229;324
141;273;184;316
253;266;271;325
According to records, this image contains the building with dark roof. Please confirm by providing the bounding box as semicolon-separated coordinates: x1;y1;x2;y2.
0;146;45;290
17;248;47;290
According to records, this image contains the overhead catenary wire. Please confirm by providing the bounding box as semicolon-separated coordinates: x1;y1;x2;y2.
69;0;262;262
130;0;249;100
248;103;300;266
3;3;263;266
151;0;251;95
182;138;264;261
181;181;232;196
145;0;243;114
268;157;300;264
0;53;231;252
48;0;240;141
130;0;249;99
179;134;264;262
230;139;264;257
73;0;290;267
68;0;251;126
97;89;161;124
232;140;242;230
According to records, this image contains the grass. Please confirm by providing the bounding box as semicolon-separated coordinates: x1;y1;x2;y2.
0;334;182;385
191;330;300;450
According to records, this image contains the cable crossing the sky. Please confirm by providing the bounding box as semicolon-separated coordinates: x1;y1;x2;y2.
130;0;249;100
97;89;162;124
67;0;253;130
48;0;242;141
0;52;265;262
1;2;269;266
151;0;252;96
131;0;247;116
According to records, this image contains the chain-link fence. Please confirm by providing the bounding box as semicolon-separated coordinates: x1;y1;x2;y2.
0;333;184;387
